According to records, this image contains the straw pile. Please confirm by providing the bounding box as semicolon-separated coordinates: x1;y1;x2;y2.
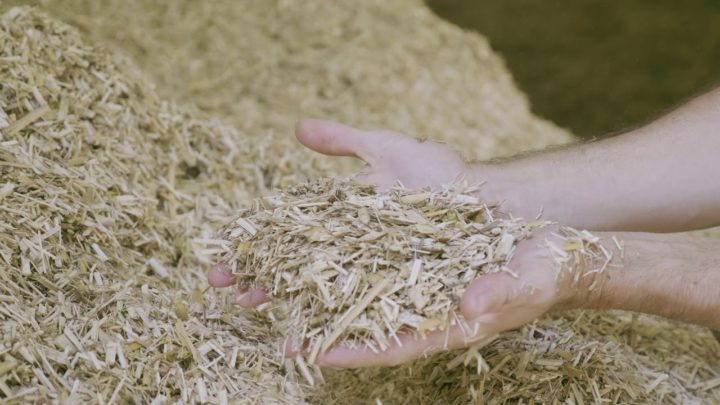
0;7;326;403
13;0;572;161
1;2;718;404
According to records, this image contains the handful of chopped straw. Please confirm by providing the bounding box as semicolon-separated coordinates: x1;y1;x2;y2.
219;179;598;360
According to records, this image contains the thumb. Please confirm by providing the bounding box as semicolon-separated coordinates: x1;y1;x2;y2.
459;272;518;321
295;119;378;163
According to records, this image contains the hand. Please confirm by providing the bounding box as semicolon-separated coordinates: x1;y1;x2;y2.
294;119;470;190
305;226;577;368
208;226;582;368
208;119;470;303
208;119;473;316
291;120;535;220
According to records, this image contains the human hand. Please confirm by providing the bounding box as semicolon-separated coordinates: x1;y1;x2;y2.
208;226;585;368
299;226;579;367
291;119;538;221
207;119;474;320
294;119;470;190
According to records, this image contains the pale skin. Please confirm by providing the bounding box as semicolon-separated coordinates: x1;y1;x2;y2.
209;87;720;368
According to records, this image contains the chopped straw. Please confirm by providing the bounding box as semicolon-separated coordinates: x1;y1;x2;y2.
0;7;322;403
216;178;621;374
0;2;718;404
217;179;545;356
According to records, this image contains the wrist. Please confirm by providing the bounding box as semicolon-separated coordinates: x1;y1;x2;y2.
570;233;720;329
574;234;655;312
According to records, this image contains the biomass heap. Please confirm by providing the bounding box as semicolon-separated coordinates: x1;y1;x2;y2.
13;0;572;160
1;3;718;404
0;7;326;403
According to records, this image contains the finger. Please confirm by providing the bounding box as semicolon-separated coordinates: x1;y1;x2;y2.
235;286;269;307
284;339;297;358
459;272;517;320
207;263;236;288
295;119;377;163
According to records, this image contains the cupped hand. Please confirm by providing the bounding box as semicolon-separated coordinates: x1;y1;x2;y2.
209;119;472;308
294;119;470;190
209;226;578;368
300;226;575;368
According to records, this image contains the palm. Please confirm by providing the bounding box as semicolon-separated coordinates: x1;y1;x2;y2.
364;137;467;189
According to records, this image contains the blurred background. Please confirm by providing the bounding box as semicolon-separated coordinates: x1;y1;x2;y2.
427;0;720;139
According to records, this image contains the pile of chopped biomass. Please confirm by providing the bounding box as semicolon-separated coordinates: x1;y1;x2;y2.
0;7;325;403
316;311;720;404
14;0;572;160
1;3;718;405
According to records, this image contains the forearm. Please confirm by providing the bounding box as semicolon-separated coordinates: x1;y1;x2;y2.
569;232;720;330
474;87;720;232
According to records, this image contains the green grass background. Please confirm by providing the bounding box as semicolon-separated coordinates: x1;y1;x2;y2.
427;0;720;139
